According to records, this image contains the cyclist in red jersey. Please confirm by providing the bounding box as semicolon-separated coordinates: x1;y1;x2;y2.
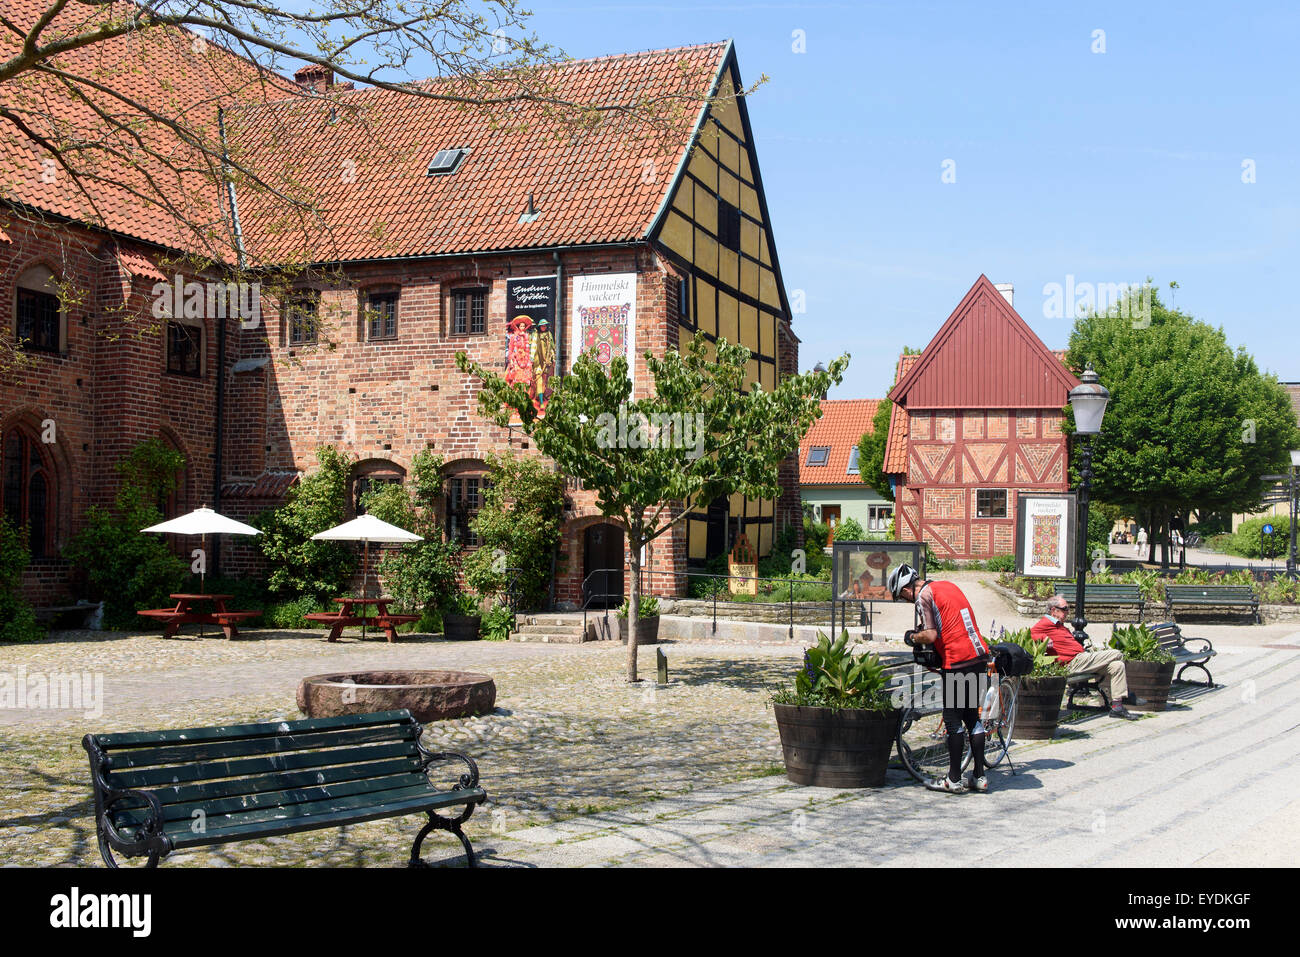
889;563;992;794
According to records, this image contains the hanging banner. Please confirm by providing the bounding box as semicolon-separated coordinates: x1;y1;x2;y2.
505;275;558;415
1015;492;1077;579
570;272;637;384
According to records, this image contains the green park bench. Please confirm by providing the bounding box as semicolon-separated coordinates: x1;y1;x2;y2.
1164;584;1260;624
1053;584;1145;622
82;709;486;868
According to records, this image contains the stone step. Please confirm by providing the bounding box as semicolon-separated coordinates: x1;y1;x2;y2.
509;631;592;644
520;614;585;627
516;622;586;636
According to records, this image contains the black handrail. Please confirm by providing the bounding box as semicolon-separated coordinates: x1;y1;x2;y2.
580;566;629;643
682;570;836;640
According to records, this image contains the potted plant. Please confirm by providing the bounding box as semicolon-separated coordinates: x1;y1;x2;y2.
1109;623;1175;711
770;631;900;787
616;594;660;645
442;592;482;641
1001;627;1069;738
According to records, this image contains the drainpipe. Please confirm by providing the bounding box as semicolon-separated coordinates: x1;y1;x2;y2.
214;107;247;576
547;250;564;611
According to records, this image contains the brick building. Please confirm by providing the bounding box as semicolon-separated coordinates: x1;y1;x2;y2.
883;276;1080;560
1;7;800;608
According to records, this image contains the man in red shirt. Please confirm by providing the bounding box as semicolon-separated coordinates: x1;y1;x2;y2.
1030;595;1137;719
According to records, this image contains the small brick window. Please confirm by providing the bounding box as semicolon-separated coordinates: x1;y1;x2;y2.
353;469;403;516
16;288;60;353
452;288;487;336
365;291;398;341
166;322;202;377
976;489;1008;518
446;474;489;546
287;294;318;345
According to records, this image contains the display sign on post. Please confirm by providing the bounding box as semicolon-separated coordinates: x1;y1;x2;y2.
504;275;559;415
1015;492;1078;579
832;541;925;602
728;532;758;597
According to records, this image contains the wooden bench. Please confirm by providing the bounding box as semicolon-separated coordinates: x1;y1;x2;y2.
137;608;262;639
82;709;486;868
303;612;421;643
1164;584;1259;624
1066;621;1217;709
34;603;101;628
1054;584;1145;622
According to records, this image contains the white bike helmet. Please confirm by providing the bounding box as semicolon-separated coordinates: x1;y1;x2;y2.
887;563;919;601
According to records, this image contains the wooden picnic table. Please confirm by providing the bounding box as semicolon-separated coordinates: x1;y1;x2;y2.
136;594;262;639
303;596;419;643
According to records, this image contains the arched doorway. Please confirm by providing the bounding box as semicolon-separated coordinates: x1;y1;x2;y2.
583;522;624;608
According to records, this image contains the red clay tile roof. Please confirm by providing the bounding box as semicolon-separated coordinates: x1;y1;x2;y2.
799;399;882;486
882;354;919;475
221;471;300;499
115;248;168;283
0;0;284;256
228;43;729;263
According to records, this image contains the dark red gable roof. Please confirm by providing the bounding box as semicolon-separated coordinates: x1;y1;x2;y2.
889;275;1079;409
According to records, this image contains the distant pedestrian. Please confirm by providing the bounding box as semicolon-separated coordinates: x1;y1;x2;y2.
1135;527;1147;557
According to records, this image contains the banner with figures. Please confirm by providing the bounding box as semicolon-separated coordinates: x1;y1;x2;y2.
505;276;559;415
570;272;637;385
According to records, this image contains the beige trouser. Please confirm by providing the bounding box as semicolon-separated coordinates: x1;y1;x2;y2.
1067;649;1128;704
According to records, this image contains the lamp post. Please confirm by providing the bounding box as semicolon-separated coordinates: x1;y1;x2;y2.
1068;364;1110;643
1289;449;1300;581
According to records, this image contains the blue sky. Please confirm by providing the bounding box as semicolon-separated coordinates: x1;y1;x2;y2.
518;0;1300;399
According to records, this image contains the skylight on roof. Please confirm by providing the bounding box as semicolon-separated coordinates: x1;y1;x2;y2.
846;447;860;474
806;447;830;467
427;148;469;176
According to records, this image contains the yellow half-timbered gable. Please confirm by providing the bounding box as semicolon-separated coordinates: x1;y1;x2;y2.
650;43;794;563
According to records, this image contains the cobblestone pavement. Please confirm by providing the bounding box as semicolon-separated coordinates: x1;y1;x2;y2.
4;600;1297;868
0;628;805;867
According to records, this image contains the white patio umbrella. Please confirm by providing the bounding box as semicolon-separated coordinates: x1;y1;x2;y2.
142;505;262;592
310;514;422;599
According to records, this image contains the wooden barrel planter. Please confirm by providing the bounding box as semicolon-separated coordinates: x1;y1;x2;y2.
1124;660;1176;711
442;614;481;641
773;704;900;788
1016;676;1067;739
618;616;660;645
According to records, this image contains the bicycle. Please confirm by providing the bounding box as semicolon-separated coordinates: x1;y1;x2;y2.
895;654;1018;783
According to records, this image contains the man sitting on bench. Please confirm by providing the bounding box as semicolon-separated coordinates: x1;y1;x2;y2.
1030;596;1137;720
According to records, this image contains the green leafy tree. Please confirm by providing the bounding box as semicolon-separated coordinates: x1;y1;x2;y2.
462;452;565;609
1066;287;1299;565
63;438;188;628
257;446;356;601
458;333;847;681
0;514;44;643
854;398;894;503
360;449;461;616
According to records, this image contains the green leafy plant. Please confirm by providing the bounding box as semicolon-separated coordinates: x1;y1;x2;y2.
256;445;356;602
480;602;515;641
360;449;461;617
999;626;1069;678
445;592;483;616
1109;623;1173;663
771;630;895;712
461;452;564;608
264;596;329;629
62;438;188;629
616;594;659;619
0;514;44;643
835;516;865;541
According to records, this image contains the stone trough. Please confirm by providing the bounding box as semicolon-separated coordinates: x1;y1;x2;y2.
296;670;496;723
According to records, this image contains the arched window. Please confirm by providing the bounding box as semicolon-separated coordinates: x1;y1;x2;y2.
14;265;67;354
443;462;490;547
1;427;55;558
351;460;405;516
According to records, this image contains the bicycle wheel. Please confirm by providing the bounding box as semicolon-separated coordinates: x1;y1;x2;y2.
897;708;966;782
982;677;1017;768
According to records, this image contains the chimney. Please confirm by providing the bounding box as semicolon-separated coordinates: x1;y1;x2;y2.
294;64;333;94
994;282;1014;307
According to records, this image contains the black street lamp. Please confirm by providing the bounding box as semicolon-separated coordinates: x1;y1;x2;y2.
1068;364;1110;643
1289;450;1300;581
